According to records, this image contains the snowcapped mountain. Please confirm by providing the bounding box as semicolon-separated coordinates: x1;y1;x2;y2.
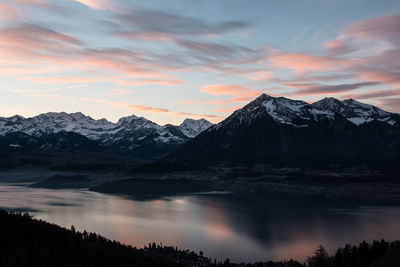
0;112;213;159
171;94;400;167
217;94;398;129
179;118;214;138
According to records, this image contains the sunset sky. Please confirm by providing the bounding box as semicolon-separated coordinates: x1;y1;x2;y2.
1;0;399;125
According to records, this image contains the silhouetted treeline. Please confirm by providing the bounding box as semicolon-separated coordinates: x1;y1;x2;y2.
307;240;400;267
0;209;399;267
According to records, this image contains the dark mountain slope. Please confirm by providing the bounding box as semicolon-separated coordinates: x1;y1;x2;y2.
169;94;400;168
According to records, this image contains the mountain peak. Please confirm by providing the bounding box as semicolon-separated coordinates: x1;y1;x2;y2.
117;114;141;124
312;97;349;114
342;98;376;110
171;95;400;167
341;98;390;121
179;118;213;138
0;112;215;158
222;94;398;128
252;93;274;103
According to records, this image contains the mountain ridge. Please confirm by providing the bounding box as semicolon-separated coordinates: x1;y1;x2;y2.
170;94;400;168
1;94;400;165
0;112;213;160
213;93;398;129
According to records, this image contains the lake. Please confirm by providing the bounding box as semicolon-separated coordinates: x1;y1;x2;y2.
1;182;400;263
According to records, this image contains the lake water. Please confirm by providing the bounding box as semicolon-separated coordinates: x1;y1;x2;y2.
1;182;400;263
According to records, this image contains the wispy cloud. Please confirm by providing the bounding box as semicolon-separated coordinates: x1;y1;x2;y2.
0;23;184;86
270;53;353;74
15;0;67;14
80;98;223;122
213;106;242;113
0;2;21;20
72;0;115;10
202;84;264;107
378;97;400;113
284;81;381;95
342;89;400;100
202;84;261;98
113;8;250;40
261;13;400;112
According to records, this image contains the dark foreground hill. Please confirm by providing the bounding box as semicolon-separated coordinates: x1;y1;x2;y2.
1;209;400;267
170;94;400;169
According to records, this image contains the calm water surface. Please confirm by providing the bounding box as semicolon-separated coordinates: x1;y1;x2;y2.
1;183;400;263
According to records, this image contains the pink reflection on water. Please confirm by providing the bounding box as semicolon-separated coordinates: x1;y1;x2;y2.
2;183;400;263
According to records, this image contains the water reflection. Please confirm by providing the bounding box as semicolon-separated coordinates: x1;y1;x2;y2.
0;183;400;263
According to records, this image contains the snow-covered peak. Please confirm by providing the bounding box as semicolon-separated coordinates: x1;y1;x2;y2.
342;99;389;116
339;99;392;125
312;97;350;114
217;94;398;128
263;97;308;113
0;112;214;146
117;114;139;124
179;118;213;138
117;115;160;130
253;93;274;102
260;97;309;126
9;115;25;122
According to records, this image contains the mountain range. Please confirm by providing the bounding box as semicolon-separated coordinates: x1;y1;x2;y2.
0;113;212;160
170;94;400;168
1;94;399;169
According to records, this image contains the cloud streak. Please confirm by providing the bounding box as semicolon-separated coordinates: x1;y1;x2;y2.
285;81;381;95
270;53;353;74
0;2;20;20
114;8;250;40
80;98;223;122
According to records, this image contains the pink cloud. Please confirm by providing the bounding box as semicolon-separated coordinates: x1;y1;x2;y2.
245;70;277;81
342;89;400;100
322;15;400;57
72;0;116;10
80;98;223;122
285;81;381;96
23;76;104;84
213;106;242;113
270;53;352;74
202;84;261;98
378;97;400;113
0;3;20;20
0;24;82;47
344;14;400;41
115;31;177;42
208;96;257;106
275;14;400;99
323;39;355;56
201;84;265;110
115;78;183;86
358;70;400;87
15;0;64;13
0;23;185;86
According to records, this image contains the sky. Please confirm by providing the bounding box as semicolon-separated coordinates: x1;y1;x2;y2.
0;0;399;125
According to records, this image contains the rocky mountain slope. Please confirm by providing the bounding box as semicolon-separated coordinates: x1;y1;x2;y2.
0;113;212;160
170;94;400;168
